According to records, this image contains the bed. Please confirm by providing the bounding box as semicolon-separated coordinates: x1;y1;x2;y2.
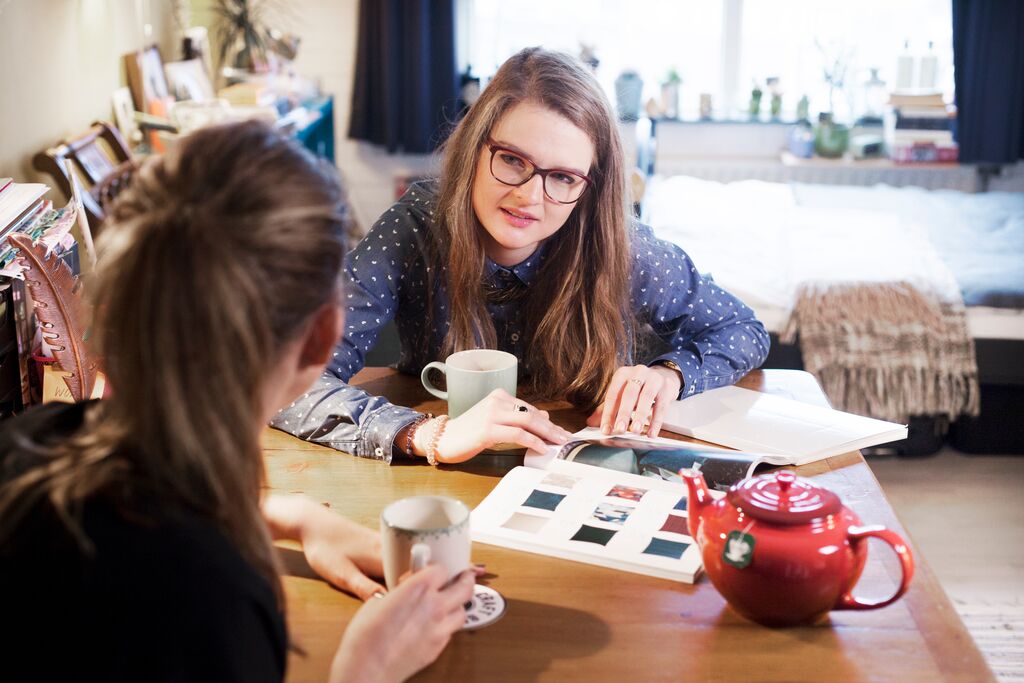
642;175;1024;454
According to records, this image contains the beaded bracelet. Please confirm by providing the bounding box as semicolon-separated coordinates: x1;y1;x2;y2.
404;413;433;457
425;415;451;466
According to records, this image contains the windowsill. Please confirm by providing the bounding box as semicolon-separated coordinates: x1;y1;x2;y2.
779;151;964;169
648;117;800;126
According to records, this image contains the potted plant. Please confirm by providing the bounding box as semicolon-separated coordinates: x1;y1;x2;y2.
814;40;855;158
661;68;682;120
214;0;274;73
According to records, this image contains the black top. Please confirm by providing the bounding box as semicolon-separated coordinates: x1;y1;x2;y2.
0;402;287;682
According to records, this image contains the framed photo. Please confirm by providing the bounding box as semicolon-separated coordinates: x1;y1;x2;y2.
124;45;170;113
110;86;138;142
164;59;215;101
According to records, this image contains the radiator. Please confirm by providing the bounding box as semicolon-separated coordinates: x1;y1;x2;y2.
652;158;982;192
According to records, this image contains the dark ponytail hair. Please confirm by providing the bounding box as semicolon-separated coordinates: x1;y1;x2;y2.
0;120;350;602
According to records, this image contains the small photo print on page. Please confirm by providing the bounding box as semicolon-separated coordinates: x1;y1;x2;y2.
540;472;580;489
502;512;550;534
643;538;690;560
659;513;691;536
570;524;617;546
591;502;632;525
607;484;647;502
522;489;566;511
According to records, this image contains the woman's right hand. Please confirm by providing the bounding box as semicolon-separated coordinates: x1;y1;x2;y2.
416;389;573;463
330;565;475;683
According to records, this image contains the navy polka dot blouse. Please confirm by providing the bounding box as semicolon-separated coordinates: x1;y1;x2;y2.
270;182;770;462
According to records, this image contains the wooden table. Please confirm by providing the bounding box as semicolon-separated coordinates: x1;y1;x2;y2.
264;369;994;682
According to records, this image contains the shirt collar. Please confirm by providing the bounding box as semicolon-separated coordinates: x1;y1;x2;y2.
483;241;550;288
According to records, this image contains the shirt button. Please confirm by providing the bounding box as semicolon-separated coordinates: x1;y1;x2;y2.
511;333;520;342
374;447;384;458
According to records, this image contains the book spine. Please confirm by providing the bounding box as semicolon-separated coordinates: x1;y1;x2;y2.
890;142;959;164
890;129;954;143
10;277;34;408
894;116;952;131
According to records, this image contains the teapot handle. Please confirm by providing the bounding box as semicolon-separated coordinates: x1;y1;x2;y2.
834;525;915;611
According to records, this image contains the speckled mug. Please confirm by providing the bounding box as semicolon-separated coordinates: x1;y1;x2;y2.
380;496;471;589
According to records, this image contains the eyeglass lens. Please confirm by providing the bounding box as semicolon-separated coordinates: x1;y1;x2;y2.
490;149;586;204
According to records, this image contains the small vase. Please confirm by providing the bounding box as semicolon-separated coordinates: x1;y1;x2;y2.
660;81;680;120
615;71;643;122
814;113;849;158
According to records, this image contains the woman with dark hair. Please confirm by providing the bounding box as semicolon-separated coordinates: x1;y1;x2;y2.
0;121;473;681
274;47;770;465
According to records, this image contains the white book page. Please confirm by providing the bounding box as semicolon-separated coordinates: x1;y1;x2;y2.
661;386;907;462
471;464;707;583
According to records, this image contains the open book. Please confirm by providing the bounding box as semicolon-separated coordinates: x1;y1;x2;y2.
471;430;796;584
660;386;908;461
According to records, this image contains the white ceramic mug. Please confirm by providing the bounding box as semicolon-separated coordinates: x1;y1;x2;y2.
421;349;518;417
380;496;471;589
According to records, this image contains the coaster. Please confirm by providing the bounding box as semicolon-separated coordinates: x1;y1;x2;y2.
462;584;506;630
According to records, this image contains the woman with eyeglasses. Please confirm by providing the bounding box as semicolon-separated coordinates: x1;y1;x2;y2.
273;47;770;465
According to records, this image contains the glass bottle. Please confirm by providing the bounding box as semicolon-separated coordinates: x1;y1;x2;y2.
862;67;887;122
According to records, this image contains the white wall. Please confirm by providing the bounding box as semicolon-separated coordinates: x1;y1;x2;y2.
0;0;176;181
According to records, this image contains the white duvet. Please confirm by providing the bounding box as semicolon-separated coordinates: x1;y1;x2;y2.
643;175;963;331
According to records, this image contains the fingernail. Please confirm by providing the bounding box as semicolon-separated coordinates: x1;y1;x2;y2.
615;421;625;432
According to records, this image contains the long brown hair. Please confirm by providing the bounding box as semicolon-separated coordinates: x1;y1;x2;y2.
0;121;349;601
435;47;632;409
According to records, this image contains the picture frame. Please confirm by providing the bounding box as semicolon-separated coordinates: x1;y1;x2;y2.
124;45;170;113
164;58;215;102
110;86;138;143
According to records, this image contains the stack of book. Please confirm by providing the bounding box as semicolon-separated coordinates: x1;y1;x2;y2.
0;179;79;415
885;92;958;164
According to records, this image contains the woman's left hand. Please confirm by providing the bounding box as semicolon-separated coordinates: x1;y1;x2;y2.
586;364;683;438
263;494;386;600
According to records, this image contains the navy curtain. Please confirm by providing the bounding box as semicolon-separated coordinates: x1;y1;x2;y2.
348;0;459;154
952;0;1024;163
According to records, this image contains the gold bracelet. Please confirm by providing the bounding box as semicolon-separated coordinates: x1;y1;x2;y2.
425;415;450;466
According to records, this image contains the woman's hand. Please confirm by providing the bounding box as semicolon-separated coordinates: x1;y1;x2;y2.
262;494;385;600
413;389;573;464
586;364;683;438
330;566;476;683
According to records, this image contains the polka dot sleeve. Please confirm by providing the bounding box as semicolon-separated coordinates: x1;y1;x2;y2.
630;223;771;396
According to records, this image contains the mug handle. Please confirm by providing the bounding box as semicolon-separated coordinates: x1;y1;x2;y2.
410;543;431;573
421;362;449;401
834;525;915;611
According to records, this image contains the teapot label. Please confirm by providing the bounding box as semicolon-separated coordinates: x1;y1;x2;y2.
723;530;755;569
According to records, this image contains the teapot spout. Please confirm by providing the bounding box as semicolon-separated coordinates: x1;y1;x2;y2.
680;468;712;541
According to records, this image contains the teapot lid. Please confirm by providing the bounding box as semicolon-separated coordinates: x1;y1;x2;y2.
727;470;841;524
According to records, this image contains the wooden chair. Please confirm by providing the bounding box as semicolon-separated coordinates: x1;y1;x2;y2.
32;121;136;237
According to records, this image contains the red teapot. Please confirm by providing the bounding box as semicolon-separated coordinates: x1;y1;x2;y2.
681;468;914;626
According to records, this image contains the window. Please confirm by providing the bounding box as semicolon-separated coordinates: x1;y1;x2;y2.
458;0;954;122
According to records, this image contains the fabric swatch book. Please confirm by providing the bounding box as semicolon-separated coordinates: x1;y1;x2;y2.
472;432;802;584
660;386;908;462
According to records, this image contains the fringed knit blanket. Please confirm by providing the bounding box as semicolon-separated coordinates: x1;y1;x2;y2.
642;176;980;422
782;281;979;422
778;210;979;423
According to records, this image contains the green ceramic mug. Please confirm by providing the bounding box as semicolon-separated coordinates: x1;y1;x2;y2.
421;349;518;417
